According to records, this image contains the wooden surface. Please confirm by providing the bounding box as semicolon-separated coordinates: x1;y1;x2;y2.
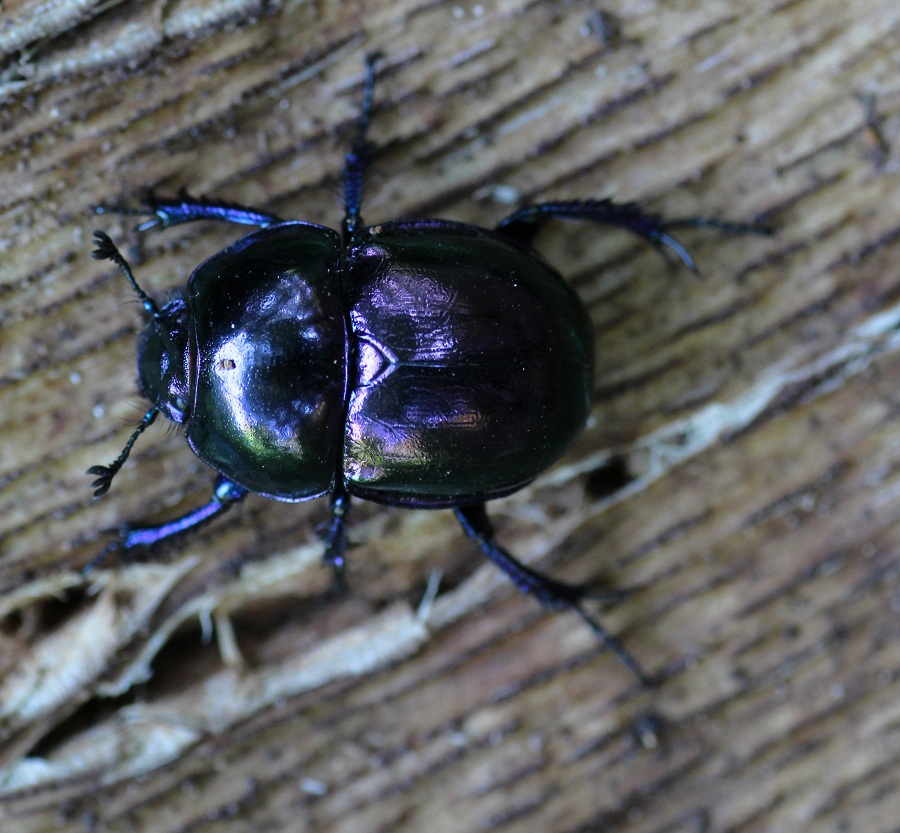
2;1;899;831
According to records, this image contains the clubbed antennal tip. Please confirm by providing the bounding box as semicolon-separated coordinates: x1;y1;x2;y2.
91;230;159;317
87;407;159;498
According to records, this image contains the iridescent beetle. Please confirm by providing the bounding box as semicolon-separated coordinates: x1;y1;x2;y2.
89;55;764;681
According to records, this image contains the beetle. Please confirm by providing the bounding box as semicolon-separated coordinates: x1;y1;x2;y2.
87;55;760;683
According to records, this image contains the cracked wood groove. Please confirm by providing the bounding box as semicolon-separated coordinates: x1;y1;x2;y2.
1;1;900;832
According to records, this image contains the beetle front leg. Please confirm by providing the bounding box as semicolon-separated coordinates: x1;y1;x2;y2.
95;192;283;233
455;502;652;685
497;199;768;272
83;476;248;574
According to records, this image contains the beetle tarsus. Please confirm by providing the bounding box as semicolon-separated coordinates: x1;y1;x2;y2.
80;538;125;576
454;502;651;684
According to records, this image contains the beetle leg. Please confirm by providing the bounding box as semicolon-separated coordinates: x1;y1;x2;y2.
94;192;283;233
342;52;382;244
321;491;351;589
82;476;247;575
455;503;652;685
496;199;769;273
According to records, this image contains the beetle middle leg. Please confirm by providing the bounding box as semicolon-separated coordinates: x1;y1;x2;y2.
455;503;652;685
496;199;768;272
320;490;351;589
342;52;382;244
83;476;247;574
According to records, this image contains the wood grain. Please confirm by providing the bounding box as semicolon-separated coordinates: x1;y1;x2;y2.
2;1;899;831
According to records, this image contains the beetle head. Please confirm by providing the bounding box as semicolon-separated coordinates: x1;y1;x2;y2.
86;231;192;499
138;299;191;424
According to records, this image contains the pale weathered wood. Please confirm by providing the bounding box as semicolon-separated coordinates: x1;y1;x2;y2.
1;0;899;831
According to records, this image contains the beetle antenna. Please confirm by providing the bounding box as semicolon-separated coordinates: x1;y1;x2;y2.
86;407;159;498
91;230;160;318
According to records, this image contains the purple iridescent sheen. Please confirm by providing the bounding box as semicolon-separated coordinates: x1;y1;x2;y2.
343;220;593;506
